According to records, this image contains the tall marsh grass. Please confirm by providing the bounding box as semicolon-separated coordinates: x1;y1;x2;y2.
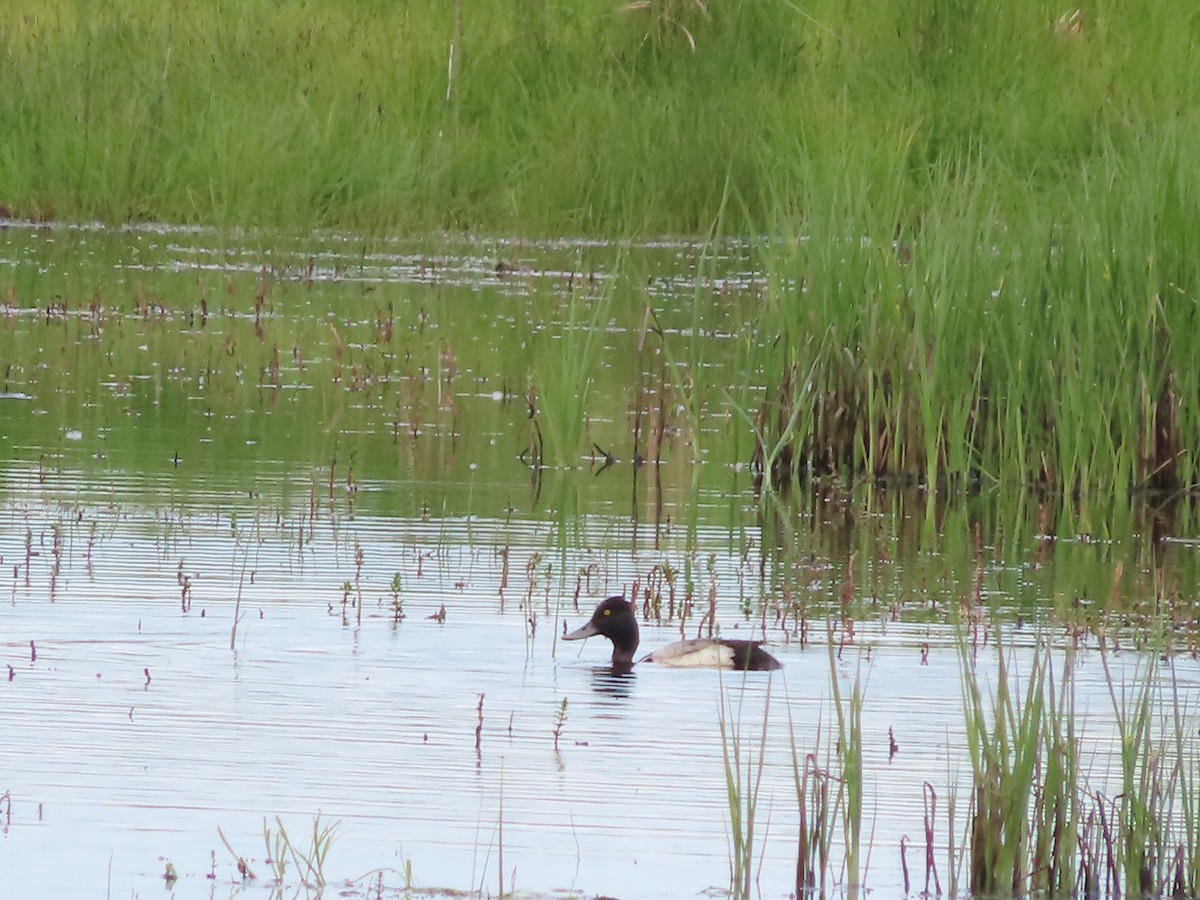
1;2;1197;240
2;3;1198;494
956;628;1200;899
1096;641;1200;897
748;133;1200;494
826;635;865;895
959;632;1080;895
718;675;771;899
527;280;614;470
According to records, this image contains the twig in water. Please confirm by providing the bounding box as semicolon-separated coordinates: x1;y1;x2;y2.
923;781;942;896
230;558;249;650
475;693;485;766
217;826;256;880
498;763;505;899
553;698;568;752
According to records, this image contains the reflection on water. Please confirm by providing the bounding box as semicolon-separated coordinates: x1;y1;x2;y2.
587;668;637;699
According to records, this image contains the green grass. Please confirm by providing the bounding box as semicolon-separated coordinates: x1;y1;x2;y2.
528;276;614;470
2;3;1199;494
718;674;771;899
1096;637;1200;896
748;132;1200;493
1;2;1197;239
258;815;339;895
826;631;866;893
786;699;836;897
952;624;1200;899
959;632;1075;895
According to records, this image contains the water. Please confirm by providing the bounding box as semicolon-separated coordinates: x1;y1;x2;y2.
1;223;1199;898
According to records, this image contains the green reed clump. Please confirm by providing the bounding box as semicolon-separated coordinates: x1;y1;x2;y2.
956;623;1200;899
958;630;1081;896
1104;651;1160;896
773;643;867;898
734;1;1200;497
1168;657;1200;896
750;124;1200;496
527;280;614;470
788;719;836;898
1096;639;1200;897
255;815;338;894
1028;645;1080;895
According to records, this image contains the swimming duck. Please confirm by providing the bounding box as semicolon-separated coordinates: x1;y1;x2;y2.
562;595;782;672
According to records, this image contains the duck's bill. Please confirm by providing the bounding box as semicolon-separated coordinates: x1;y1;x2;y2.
563;621;599;641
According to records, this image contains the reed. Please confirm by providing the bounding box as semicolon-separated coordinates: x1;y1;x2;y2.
552;697;568;753
1167;657;1200;897
958;629;1081;896
717;675;771;899
826;633;865;895
1097;636;1192;897
750;125;1200;495
953;619;1200;900
258;815;339;895
1028;643;1080;895
263;817;288;884
527;280;614;471
784;684;837;896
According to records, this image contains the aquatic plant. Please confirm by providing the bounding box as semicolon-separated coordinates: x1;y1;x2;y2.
750;130;1200;496
1097;638;1200;897
958;630;1078;895
263;817;289;884
826;636;866;895
257;815;338;895
785;686;836;897
718;675;771;899
389;571;406;624
527;280;613;471
552;697;568;752
952;619;1200;900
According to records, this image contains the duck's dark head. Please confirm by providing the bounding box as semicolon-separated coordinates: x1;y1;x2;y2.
563;595;640;671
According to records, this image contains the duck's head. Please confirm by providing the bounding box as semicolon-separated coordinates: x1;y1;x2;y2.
563;595;640;671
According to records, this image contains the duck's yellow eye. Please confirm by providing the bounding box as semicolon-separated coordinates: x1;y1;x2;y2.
603;609;611;616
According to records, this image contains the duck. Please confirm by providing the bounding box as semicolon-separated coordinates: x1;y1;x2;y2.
562;595;782;673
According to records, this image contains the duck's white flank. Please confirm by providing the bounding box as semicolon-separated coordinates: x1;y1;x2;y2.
642;639;736;668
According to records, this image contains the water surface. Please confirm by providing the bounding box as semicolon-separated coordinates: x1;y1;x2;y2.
1;224;1198;898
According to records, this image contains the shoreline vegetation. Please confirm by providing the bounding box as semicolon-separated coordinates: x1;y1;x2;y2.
2;2;1198;495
